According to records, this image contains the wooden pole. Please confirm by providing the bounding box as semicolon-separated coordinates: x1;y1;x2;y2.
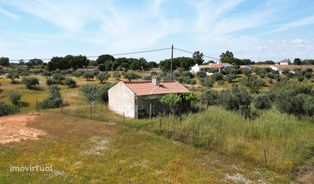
171;44;174;80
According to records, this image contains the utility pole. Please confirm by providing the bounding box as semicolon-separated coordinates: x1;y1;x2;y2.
171;44;174;80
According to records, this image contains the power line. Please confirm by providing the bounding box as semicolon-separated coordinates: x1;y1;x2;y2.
8;47;172;62
174;47;219;60
7;46;219;62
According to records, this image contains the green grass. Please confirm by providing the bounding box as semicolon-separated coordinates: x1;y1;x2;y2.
143;107;314;174
61;104;314;177
0;112;288;183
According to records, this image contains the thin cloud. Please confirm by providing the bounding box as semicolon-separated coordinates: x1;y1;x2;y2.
0;8;18;19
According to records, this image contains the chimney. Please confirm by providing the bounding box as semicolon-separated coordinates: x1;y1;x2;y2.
152;76;160;86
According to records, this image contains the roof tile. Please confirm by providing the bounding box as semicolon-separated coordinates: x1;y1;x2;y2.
123;81;189;96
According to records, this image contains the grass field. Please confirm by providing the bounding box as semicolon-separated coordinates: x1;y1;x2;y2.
0;72;313;183
0;112;289;183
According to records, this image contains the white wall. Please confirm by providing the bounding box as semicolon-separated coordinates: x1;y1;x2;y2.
108;82;136;118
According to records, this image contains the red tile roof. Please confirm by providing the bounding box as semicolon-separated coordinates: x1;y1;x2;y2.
123;81;189;96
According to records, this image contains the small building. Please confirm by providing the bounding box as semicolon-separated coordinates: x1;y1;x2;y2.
208;63;232;72
108;77;189;118
240;65;252;70
190;64;201;74
279;59;290;65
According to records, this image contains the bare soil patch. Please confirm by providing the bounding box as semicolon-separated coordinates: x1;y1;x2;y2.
0;113;47;144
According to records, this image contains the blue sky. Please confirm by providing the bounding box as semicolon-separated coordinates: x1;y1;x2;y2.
1;0;314;62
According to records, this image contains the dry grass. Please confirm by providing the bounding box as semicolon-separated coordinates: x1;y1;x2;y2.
0;112;288;183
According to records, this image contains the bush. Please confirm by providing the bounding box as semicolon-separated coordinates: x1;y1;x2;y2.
52;73;65;83
113;71;121;79
6;72;20;84
83;71;95;80
225;74;236;83
0;102;16;116
72;70;84;77
200;78;214;88
254;93;272;110
46;78;57;86
97;72;110;83
220;87;253;118
211;73;223;81
202;90;219;107
9;91;21;106
22;77;39;89
124;72;140;81
97;84;113;103
197;71;207;78
241;75;265;93
65;78;77;88
81;84;98;103
81;84;113;103
39;86;64;109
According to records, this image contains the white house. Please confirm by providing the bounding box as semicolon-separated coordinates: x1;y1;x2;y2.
190;64;201;74
279;59;290;65
108;77;189;118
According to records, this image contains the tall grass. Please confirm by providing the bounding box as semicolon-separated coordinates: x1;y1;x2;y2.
145;107;314;174
61;104;314;174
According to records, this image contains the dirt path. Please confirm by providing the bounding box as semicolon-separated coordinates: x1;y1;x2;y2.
0;113;47;144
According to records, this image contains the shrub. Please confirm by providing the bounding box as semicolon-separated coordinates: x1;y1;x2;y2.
46;78;57;86
124;72;140;81
226;74;236;83
97;72;110;83
83;71;95;80
81;84;98;103
52;73;65;83
113;71;121;79
6;72;20;84
142;76;152;80
241;75;265;93
72;70;84;77
65;78;77;88
97;84;113;103
197;71;207;78
254;93;272;110
39;86;64;109
200;78;214;88
81;84;113;103
9;91;21;106
220;87;253;118
0;102;16;116
202;90;219;107
211;73;223;81
22;77;39;89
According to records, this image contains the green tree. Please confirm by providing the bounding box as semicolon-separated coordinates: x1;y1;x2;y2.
9;91;22;106
254;93;272;110
124;72;140;81
0;57;10;66
220;87;253;118
160;94;182;115
0;102;16;116
39;86;64;109
81;84;98;103
97;72;110;83
83;71;95;81
96;54;115;65
97;84;113;103
6;72;20;84
193;51;204;65
113;71;121;79
22;77;39;89
294;58;302;65
220;51;234;64
65;78;77;88
202;90;219;108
